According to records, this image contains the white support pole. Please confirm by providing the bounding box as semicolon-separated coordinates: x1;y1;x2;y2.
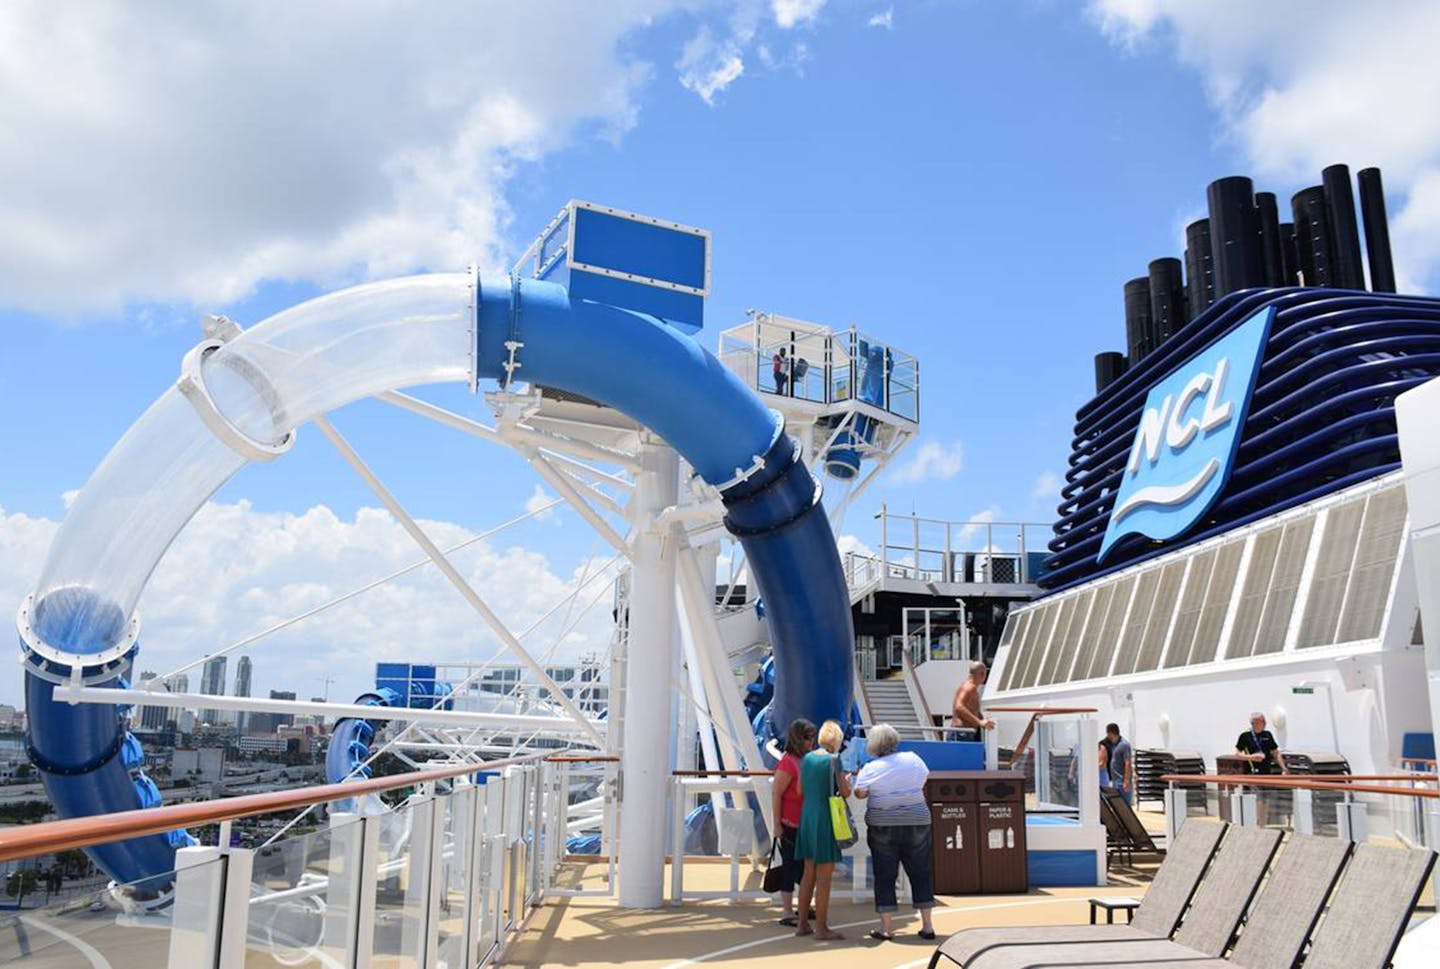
315;415;605;748
1077;718;1100;831
618;440;679;908
168;846;225;969
218;847;254;969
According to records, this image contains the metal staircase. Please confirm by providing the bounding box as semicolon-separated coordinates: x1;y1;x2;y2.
860;677;925;737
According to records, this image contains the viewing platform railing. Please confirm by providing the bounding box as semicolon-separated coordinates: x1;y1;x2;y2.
0;750;618;969
847;508;1051;589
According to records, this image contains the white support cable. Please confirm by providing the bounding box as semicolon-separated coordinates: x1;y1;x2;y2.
552;464;629;517
154;497;563;685
378;389;643;472
524;450;629;553
538;448;636;491
314;415;605;747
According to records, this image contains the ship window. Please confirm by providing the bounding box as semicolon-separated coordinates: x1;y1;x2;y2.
1112;567;1161;676
1134;561;1185;672
1251;516;1316;655
1336;485;1407;643
1163;550;1216;669
1017;601;1061;688
1227;527;1283;659
1086;575;1137;680
1298;499;1365;648
998;609;1020;649
1040;589;1094;686
1188;539;1244;665
997;610;1032;690
1069;582;1116;682
1035;596;1079;687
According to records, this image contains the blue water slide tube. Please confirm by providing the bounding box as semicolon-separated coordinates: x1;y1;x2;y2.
324;689;399;784
824;339;888;478
20;272;854;888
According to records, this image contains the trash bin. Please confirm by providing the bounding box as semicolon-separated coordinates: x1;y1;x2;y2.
927;771;1028;895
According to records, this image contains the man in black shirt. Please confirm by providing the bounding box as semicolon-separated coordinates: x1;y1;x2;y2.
1235;712;1289;776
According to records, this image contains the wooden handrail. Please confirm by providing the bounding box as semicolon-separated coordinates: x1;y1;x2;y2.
988;706;1099;714
545;755;619;763
1160;773;1439;799
0;749;564;865
673;770;773;777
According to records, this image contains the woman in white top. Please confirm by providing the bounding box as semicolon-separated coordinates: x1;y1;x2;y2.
852;724;935;941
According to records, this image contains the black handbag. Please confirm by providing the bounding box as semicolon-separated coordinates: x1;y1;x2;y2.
762;836;786;893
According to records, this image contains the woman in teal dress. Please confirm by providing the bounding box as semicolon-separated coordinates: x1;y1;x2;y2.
794;719;851;940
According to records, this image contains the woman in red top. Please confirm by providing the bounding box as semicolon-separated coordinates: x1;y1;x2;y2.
772;718;816;926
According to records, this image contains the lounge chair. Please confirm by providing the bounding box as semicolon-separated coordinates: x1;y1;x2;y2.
926;820;1226;968
1103;788;1163;856
956;825;1283;968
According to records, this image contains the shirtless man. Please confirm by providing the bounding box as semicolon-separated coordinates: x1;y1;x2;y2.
951;661;995;740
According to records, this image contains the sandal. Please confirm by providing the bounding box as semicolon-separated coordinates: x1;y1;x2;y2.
778;915;798;927
919;929;937;941
868;929;894;941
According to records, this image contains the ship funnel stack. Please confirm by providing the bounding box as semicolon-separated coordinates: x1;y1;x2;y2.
1110;163;1397;379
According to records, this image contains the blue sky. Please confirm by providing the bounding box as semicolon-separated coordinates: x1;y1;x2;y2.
2;0;1437;706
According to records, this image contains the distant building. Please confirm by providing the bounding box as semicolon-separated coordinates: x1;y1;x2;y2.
237;735;287;755
136;670;169;731
247;690;297;735
173;746;225;783
233;656;253;733
200;656;227;727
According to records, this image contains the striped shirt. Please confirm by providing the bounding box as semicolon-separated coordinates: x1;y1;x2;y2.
855;751;930;826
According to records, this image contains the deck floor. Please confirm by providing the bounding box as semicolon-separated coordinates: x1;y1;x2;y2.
502;861;1155;968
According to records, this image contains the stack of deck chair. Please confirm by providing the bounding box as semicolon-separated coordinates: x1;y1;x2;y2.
927;819;1436;969
1135;749;1206;810
1284;753;1353;836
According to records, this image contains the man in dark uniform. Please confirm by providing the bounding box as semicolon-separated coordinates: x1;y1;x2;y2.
1235;712;1289;775
1236;711;1288;824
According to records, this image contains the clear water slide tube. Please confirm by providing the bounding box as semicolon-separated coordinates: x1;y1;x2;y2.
21;272;854;887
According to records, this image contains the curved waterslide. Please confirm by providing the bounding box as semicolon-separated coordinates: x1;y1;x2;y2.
19;273;854;887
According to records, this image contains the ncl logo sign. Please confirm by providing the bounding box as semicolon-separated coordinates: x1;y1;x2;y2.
1099;307;1273;560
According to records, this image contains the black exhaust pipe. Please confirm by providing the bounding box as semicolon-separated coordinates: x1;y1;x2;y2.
1124;277;1154;362
1255;192;1285;286
1148;257;1184;348
1184;219;1215;319
1207;176;1264;296
1292;186;1335;286
1358;167;1397;293
1279;221;1299;285
1094;351;1128;394
1322;164;1366;289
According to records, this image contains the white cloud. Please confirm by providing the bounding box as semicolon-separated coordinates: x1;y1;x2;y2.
891;440;965;484
0;498;615;708
0;2;684;314
678;25;750;104
867;7;894;30
1087;0;1440;291
1030;470;1062;506
525;485;559;523
773;0;827;29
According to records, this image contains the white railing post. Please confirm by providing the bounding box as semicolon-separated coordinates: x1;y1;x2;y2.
1235;793;1259;827
168;846;225;969
1293;788;1315;835
984;727;999;770
217;847;254;969
670;776;686;904
399;797;438;968
1338;797;1369;843
1164;786;1188;842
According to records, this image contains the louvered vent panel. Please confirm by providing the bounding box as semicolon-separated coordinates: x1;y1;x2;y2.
1252;516;1316;655
1070;583;1116;683
1337;485;1408;643
1164;550;1215;669
997;610;1031;690
1228;529;1282;659
1017;601;1060;688
1188;539;1244;665
1086;575;1137;680
1112;568;1160;676
1040;589;1094;686
1035;597;1078;687
1135;561;1185;672
1298;500;1364;647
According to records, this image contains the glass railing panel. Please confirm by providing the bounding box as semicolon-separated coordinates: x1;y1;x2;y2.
0;859;215;968
246;811;364;967
435;788;473;969
372;799;430;969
